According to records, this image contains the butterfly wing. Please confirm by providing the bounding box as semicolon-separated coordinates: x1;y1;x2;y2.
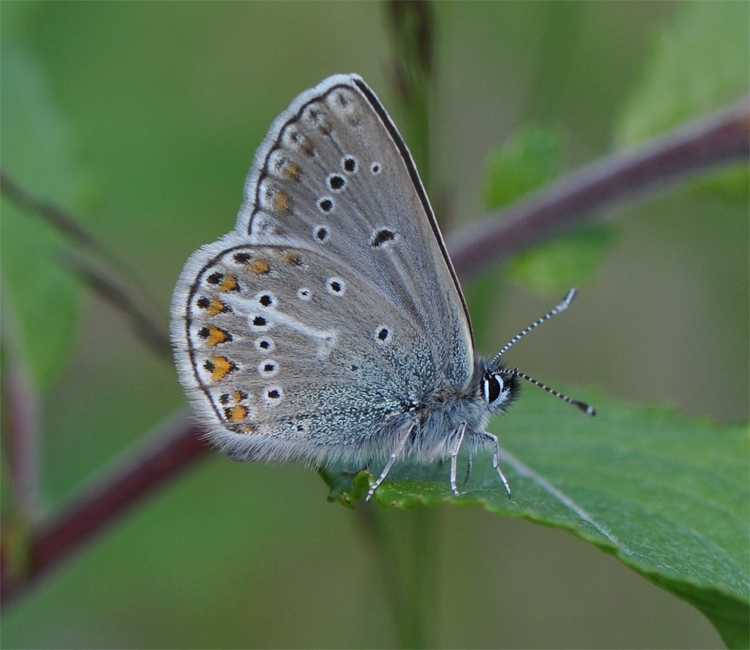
171;74;475;466
172;236;438;465
236;74;474;385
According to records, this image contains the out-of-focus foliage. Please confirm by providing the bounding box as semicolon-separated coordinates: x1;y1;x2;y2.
1;26;89;389
616;1;749;201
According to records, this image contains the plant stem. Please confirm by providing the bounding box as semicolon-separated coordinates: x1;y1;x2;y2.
355;504;441;649
407;506;440;648
1;360;42;519
0;412;210;605
0;170;101;253
386;0;435;194
354;505;407;645
449;96;750;280
383;4;441;646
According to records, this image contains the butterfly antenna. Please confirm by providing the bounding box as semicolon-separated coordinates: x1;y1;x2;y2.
493;289;595;416
502;367;596;416
492;288;577;365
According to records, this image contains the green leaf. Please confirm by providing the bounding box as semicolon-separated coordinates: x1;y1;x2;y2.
691;167;750;205
319;466;372;509
326;389;749;648
616;1;750;203
483;126;562;210
506;224;614;296
0;36;89;389
483;127;614;296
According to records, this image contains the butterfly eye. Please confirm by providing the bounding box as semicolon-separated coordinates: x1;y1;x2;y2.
483;373;504;405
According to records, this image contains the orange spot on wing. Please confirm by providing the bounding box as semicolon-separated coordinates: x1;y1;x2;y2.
225;404;249;422
209;356;236;381
301;139;314;157
220;274;239;292
292;133;314;157
283;162;300;180
273;190;290;212
205;298;227;316
203;325;231;347
248;258;270;274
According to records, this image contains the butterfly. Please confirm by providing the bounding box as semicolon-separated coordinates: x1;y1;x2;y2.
171;74;594;501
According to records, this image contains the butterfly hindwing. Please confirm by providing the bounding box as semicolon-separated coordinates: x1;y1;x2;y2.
173;236;437;465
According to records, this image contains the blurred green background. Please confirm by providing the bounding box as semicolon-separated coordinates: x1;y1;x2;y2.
2;2;747;647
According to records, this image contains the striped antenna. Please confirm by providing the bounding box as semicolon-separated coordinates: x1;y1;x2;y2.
492;288;577;365
501;367;596;416
493;289;595;416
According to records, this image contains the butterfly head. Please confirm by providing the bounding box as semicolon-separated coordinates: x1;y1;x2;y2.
480;361;520;414
478;289;596;417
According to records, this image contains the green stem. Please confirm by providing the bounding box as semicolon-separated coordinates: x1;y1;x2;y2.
355;503;441;648
354;505;407;644
382;2;440;646
386;0;435;192
407;506;440;648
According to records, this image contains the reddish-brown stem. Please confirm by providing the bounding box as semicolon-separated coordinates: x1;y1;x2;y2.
1;362;42;518
1;414;211;604
449;96;750;279
1;98;747;607
1;297;44;527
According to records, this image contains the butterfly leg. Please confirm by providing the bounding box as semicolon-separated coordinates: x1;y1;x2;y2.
449;422;467;496
476;431;512;499
463;453;473;485
366;421;416;502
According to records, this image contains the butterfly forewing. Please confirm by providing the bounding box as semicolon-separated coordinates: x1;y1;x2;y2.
236;75;473;387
